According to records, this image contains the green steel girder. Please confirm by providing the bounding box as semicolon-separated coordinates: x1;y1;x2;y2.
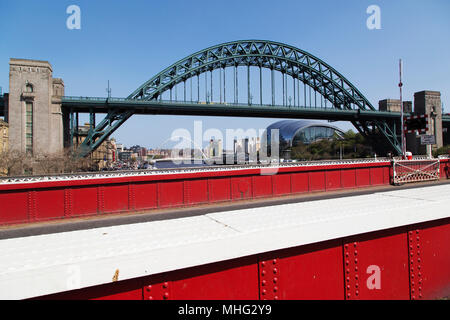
129;40;375;113
127;40;401;153
75;108;133;158
75;40;403;156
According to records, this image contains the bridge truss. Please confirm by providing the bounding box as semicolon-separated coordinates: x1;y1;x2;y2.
63;40;403;157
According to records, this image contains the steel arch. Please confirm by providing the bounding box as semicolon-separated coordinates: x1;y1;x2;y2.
74;40;402;157
128;40;375;113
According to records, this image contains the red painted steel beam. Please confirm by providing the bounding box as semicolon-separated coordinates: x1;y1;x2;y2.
0;162;394;226
34;218;450;300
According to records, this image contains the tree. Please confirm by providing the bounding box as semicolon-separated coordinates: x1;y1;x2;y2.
0;150;31;176
0;148;97;177
290;131;374;161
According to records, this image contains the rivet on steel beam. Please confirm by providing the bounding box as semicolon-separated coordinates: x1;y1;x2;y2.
347;285;350;290
262;280;267;286
261;261;266;267
148;296;153;300
274;296;279;300
419;293;422;298
347;293;351;298
355;275;359;280
262;289;267;295
273;277;278;284
163;282;169;288
353;242;357;247
344;244;349;249
272;259;277;264
355;290;359;296
354;258;358;264
355;283;359;288
163;292;169;300
345;260;350;265
261;270;266;276
273;286;278;292
273;268;278;274
355;266;358;272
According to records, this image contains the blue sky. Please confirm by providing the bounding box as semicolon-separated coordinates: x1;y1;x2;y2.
1;0;449;148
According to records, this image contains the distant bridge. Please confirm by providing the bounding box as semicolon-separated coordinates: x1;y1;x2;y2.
60;40;407;157
2;41;449;156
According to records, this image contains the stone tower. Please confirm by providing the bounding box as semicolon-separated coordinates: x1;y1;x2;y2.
414;91;443;148
8;58;65;155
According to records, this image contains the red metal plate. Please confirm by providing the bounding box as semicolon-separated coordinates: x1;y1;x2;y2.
409;218;450;300
291;172;309;193
259;239;344;300
34;189;65;221
309;171;325;192
231;177;252;200
0;191;29;224
252;175;273;198
158;181;184;208
325;170;341;190
272;174;291;196
208;178;231;202
344;228;410;300
71;186;98;216
134;182;158;210
369;167;385;186
341;169;356;189
102;184;129;213
355;168;371;187
171;257;259;300
184;179;208;205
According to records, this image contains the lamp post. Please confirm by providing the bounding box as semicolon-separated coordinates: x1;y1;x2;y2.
399;59;406;159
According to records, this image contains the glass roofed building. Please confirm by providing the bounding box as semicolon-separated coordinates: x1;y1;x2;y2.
263;120;345;159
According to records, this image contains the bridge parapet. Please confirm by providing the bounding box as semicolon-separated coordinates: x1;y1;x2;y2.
0;159;395;226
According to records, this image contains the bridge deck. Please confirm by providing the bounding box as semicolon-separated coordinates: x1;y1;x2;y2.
1;182;449;300
61;96;403;121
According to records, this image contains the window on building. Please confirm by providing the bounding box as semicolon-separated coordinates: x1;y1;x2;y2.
25;83;33;93
25;102;33;154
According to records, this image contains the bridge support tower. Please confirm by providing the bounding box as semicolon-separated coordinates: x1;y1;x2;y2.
7;58;65;156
